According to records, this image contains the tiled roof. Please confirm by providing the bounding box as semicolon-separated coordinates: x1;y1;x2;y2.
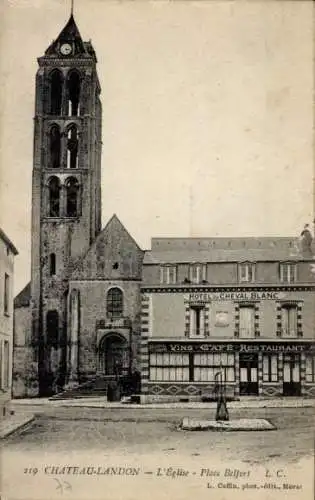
0;228;18;255
14;282;31;308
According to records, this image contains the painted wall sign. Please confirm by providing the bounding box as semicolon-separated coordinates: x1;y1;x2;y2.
186;291;285;302
149;342;315;354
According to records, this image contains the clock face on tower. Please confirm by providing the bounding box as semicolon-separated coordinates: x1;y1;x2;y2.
60;43;73;56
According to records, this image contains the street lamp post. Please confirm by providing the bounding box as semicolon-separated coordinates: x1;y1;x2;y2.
215;363;229;422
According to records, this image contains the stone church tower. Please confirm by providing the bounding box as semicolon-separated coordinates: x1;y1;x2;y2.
31;15;102;395
13;13;144;399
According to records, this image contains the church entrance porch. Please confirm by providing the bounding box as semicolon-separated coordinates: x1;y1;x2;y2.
98;333;129;377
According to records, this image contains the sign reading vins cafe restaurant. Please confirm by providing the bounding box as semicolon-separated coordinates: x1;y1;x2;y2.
186;291;285;302
149;343;315;353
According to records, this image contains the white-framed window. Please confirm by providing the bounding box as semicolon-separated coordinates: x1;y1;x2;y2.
239;305;255;338
279;262;297;283
189;306;205;338
149;353;190;381
160;265;177;284
305;354;315;382
189;263;207;284
238;262;255;282
281;305;297;336
194;352;235;382
262;354;278;382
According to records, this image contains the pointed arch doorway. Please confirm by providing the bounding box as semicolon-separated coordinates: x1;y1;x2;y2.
99;333;129;376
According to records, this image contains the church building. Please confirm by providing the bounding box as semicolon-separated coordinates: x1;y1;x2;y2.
13;14;315;400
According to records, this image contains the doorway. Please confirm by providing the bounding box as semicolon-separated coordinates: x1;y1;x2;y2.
99;333;128;376
239;353;259;395
283;353;301;396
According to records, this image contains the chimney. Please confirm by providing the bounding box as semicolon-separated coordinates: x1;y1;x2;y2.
300;224;313;257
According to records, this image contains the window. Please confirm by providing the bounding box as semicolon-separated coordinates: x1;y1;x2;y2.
46;310;59;347
160;265;177;284
239;306;255;337
189;306;205;337
49;253;56;276
49;125;61;169
65;177;79;217
149;353;190;382
67;71;81;116
305;355;315;382
48;176;61;217
194;353;235;382
280;263;296;283
107;288;123;317
189;263;207;284
50;70;63;115
4;273;10;315
262;354;278;382
67;126;78;169
281;305;297;336
238;262;255;282
3;341;9;390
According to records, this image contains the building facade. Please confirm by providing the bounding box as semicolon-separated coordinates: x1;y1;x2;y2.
140;235;315;402
13;14;315;400
0;229;18;417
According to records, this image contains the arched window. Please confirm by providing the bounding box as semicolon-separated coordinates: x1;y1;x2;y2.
67;125;78;169
48;176;61;217
65;177;79;217
49;253;56;276
49;125;61;168
107;288;123;318
50;70;63;115
46;310;59;347
67;71;81;116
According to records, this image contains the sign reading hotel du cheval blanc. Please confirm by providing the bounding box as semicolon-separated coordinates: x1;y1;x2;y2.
186;291;285;302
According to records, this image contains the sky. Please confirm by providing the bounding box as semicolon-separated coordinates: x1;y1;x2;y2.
0;0;314;295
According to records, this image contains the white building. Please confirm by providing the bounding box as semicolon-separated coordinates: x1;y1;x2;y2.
0;228;18;418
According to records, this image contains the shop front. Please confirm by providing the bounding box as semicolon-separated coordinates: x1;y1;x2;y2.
142;341;315;400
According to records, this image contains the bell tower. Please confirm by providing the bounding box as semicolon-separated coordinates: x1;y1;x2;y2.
31;14;102;395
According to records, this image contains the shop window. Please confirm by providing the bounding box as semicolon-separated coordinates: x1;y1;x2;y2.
46;310;59;347
49;125;61;168
280;262;296;283
48;176;61;217
305;355;315;383
189;263;207;284
49;253;56;276
67;70;81;116
239;306;255;337
49;70;63;115
262;354;278;382
194;352;235;382
4;273;10;315
107;288;123;318
238;262;255;282
189;306;205;337
281;305;297;336
149;353;190;382
160;265;177;284
65;177;79;217
67;125;78;169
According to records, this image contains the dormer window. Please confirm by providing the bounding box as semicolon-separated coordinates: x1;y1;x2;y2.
189;263;207;284
238;262;255;283
160;265;177;284
280;262;297;283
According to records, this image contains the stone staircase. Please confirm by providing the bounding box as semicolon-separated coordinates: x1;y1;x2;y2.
50;373;140;400
50;376;114;400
